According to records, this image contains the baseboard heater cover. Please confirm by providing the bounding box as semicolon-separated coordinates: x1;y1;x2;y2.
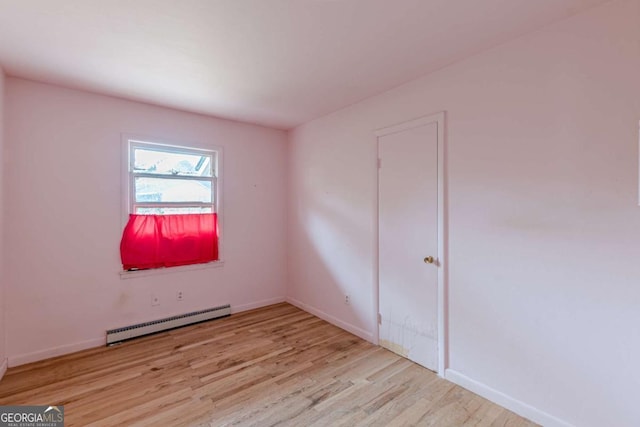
106;304;231;345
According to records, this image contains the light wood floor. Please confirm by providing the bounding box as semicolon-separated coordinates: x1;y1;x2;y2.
0;303;536;426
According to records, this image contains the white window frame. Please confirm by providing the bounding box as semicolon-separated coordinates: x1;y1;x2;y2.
120;134;224;278
128;140;216;214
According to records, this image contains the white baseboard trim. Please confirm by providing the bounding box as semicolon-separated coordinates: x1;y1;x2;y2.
7;298;286;368
445;369;573;427
232;296;286;314
9;337;105;368
286;297;374;342
0;358;7;381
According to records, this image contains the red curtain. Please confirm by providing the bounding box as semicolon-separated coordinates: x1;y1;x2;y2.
120;213;218;270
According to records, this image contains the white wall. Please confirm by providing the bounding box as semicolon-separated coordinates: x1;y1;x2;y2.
0;66;6;378
287;1;640;425
5;78;288;366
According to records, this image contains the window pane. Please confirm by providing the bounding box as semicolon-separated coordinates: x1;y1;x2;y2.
134;147;212;177
135;177;212;203
135;206;214;215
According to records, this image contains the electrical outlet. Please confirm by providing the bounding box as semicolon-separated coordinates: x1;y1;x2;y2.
176;291;184;301
151;295;160;306
345;295;350;305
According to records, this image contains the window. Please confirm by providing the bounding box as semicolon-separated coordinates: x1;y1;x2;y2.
128;140;217;215
120;137;222;271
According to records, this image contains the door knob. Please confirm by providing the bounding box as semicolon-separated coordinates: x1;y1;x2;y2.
423;256;435;264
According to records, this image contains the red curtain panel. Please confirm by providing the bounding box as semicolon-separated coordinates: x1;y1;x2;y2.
120;213;218;270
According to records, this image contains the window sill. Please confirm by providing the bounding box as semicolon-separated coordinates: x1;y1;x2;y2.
119;260;225;280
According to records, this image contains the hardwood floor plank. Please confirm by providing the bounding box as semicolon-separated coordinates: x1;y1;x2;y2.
0;303;537;427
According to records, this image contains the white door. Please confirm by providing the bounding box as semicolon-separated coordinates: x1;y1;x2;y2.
378;119;439;372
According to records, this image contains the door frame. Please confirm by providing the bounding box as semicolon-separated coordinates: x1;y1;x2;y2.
374;111;447;376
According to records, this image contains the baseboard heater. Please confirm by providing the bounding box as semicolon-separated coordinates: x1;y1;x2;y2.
106;304;231;345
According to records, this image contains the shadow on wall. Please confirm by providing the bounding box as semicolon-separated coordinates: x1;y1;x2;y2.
291;181;374;337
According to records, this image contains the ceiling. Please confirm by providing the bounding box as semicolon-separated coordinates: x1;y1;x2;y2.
0;0;607;129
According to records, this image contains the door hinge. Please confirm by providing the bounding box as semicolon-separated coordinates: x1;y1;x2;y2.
377;158;382;169
378;313;382;324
